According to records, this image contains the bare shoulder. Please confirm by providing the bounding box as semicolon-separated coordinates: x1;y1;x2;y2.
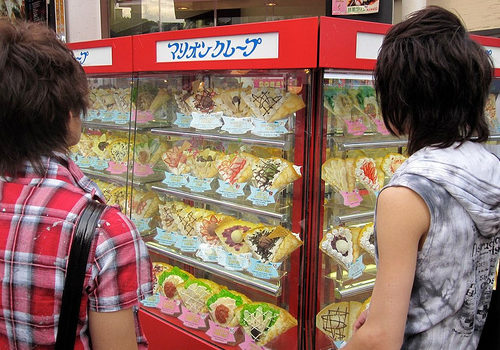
378;185;427;208
377;186;430;247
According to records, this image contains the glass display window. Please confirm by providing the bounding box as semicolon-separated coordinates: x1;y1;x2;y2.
133;68;310;349
70;75;136;214
314;70;407;350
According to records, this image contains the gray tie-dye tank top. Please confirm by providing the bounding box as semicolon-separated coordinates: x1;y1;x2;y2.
375;141;500;350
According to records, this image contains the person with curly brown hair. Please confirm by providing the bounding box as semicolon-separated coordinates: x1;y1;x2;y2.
0;19;152;349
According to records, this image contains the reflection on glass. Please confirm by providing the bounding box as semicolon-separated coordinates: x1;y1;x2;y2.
108;0;325;37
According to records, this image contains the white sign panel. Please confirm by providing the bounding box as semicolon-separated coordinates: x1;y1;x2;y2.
156;32;279;63
485;45;500;69
324;72;374;81
356;32;385;60
73;47;113;66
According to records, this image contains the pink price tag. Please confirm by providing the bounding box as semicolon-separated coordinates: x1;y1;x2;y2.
239;333;266;350
340;190;363;208
134;163;154;177
374;119;390;135
159;296;181;316
135;111;154;124
106;161;128;174
178;305;209;329
253;78;284;89
206;320;241;344
332;0;348;15
345;119;367;136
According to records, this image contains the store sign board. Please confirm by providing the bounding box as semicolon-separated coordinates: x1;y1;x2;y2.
356;32;384;60
355;33;499;68
332;0;380;15
156;32;279;63
72;47;113;66
485;46;500;69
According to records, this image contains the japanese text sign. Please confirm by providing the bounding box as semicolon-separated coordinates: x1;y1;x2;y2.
72;46;112;66
156;32;279;63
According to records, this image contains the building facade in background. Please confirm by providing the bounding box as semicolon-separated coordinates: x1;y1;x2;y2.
0;1;498;42
93;0;497;41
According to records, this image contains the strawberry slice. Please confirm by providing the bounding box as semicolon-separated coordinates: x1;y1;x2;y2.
355;158;380;192
218;156;246;184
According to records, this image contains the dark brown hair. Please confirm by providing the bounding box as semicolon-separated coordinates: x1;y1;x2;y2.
374;6;493;155
0;19;88;176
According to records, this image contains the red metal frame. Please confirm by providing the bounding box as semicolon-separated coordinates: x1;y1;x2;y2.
319;17;500;78
471;34;500;77
319;16;390;70
67;36;133;74
139;308;223;350
133;17;319;72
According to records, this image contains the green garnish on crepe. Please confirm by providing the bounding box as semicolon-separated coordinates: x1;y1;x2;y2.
207;289;244;308
183;278;212;291
157;266;190;286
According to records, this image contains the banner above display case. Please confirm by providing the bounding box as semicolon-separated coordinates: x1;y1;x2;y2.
472;34;500;77
67;36;133;74
156;32;279;63
319;16;390;70
133;17;318;72
319;16;500;77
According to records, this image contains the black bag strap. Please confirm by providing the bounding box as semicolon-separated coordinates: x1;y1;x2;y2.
55;201;107;350
477;262;500;349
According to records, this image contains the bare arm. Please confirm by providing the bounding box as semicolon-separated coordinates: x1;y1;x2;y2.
89;308;139;350
343;186;430;350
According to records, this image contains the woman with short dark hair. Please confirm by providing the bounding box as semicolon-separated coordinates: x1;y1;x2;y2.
0;19;152;349
344;6;500;350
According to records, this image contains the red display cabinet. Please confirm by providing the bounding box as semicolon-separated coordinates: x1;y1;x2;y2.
67;16;500;350
309;16;500;350
131;18;318;350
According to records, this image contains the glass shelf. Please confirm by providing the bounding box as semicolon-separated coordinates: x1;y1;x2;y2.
151;128;292;150
151;184;288;221
331;135;407;151
335;278;375;299
83;168;164;186
83;168;130;186
333;211;375;225
146;241;282;297
330;134;500;151
83;121;132;132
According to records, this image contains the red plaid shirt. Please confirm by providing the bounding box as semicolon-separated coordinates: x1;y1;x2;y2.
0;154;153;349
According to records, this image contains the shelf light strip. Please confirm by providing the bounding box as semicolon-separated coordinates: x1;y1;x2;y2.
333;135;499;150
334;211;375;225
83;121;132;132
150;128;289;148
151;185;286;220
83;169;129;186
336;279;375;298
146;241;282;296
336;139;408;150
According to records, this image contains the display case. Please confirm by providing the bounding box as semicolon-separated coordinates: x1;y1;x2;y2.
473;34;500;157
68;37;137;215
132;18;318;350
310;17;500;350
